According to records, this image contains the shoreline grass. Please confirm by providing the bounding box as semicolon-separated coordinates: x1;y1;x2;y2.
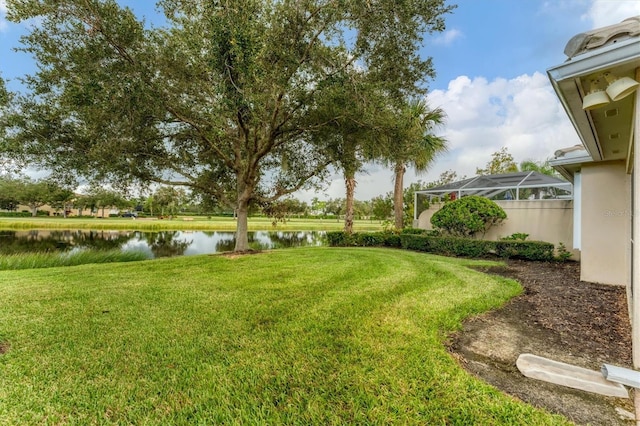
0;216;383;232
0;248;570;424
0;249;150;271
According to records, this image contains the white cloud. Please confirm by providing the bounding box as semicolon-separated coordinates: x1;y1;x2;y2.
423;72;580;178
432;28;463;46
583;0;640;29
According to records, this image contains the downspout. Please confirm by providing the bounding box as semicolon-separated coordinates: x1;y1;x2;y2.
634;67;640;424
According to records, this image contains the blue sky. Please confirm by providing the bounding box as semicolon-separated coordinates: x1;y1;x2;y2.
1;0;639;201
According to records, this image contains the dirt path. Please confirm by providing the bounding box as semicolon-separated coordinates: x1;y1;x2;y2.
448;260;635;425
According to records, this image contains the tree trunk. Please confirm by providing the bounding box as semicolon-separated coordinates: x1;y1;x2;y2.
344;175;356;234
394;162;406;230
31;205;37;217
235;200;250;252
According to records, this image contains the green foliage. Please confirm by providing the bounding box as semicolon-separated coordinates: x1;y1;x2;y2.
400;227;427;235
555;242;573;262
399;234;554;261
401;180;431;227
0;249;149;271
371;195;393;221
4;0;455;251
430;196;507;237
476;147;518;175
382;100;448;229
0;211;32;217
520;158;559;178
328;229;555;262
262;198;309;226
0;176;21;211
400;234;495;258
494;241;555;261
500;233;529;241
426;169;465;188
326;231;401;248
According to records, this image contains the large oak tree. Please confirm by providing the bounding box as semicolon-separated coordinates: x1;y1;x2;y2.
3;0;454;250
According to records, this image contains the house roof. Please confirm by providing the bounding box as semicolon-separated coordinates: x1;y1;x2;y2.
547;16;640;170
415;171;572;199
548;145;594;181
564;16;640;59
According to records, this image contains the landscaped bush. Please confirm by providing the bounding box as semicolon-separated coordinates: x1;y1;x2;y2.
400;234;495;258
356;232;386;247
400;228;427;235
330;231;556;261
325;231;401;248
494;240;554;261
431;196;506;237
326;231;355;247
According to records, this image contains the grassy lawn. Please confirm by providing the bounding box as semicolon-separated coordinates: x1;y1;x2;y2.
0;248;569;425
0;216;383;232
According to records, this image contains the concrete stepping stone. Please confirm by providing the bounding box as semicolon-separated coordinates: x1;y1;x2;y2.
516;353;629;398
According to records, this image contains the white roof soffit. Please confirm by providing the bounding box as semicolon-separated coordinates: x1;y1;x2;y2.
547;19;640;162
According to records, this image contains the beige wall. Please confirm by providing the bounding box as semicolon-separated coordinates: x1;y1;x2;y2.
580;161;631;286
417;199;577;259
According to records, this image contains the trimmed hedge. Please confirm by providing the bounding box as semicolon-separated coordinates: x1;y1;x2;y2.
325;231;401;248
400;234;494;258
494;240;554;261
0;212;32;217
326;231;555;261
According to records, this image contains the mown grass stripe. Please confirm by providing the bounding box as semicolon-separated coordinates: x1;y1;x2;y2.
0;247;569;425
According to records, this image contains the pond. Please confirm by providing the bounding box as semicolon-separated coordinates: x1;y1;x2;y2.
0;230;326;258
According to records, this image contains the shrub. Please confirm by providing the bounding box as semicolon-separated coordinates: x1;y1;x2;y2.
400;234;495;258
382;233;402;248
430;196;506;238
400;228;427;235
325;231;401;248
355;233;386;247
325;231;354;247
500;233;529;241
555;242;573;262
494;240;554;261
327;231;555;262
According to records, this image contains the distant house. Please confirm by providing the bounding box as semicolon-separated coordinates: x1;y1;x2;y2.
547;17;639;365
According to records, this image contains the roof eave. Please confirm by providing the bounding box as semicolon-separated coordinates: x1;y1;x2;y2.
547;37;640;162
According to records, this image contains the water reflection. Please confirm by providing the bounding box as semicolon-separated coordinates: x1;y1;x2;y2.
0;230;325;258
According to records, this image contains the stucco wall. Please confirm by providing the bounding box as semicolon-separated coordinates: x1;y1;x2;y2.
580;161;631;286
417;199;577;259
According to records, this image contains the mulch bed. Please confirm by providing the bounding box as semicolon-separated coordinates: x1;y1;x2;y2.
484;260;631;366
449;259;634;425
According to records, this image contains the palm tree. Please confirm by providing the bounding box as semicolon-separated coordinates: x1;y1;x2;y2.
519;158;558;177
310;71;382;234
384;99;447;229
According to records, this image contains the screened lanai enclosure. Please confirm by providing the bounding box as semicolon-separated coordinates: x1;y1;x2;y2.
414;171;572;222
